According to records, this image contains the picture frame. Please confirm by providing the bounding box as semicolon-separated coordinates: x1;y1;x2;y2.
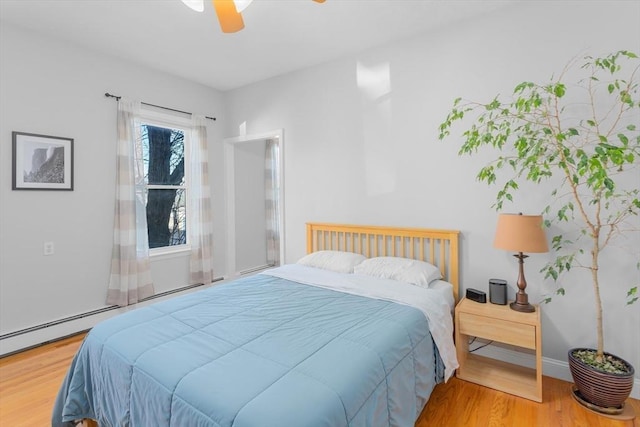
12;131;74;191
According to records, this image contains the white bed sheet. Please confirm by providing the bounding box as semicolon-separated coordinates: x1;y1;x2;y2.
429;279;455;312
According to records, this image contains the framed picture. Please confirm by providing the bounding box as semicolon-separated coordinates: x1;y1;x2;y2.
12;131;74;191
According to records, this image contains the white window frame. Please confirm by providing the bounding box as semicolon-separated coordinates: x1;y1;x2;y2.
137;108;192;258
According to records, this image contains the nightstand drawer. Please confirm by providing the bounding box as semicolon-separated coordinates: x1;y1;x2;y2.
459;312;536;349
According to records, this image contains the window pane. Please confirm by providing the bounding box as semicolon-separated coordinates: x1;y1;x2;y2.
147;188;187;249
141;124;185;185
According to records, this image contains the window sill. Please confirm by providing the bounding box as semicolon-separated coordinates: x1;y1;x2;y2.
150;246;191;261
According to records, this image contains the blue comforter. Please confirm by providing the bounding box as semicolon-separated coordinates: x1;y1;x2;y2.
53;273;444;427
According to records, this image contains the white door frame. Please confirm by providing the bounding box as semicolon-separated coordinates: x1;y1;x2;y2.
223;129;285;278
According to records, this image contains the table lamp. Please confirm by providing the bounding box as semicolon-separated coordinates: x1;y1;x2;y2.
493;213;548;312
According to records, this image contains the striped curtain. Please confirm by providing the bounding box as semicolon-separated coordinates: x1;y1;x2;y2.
265;138;281;266
188;115;215;285
106;99;154;306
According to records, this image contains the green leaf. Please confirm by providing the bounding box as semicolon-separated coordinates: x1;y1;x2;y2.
486;98;500;110
554;83;566;97
604;177;615;191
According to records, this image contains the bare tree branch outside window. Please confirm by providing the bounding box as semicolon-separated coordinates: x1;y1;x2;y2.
140;124;187;249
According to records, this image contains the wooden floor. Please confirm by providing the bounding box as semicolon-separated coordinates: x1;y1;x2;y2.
1;333;638;427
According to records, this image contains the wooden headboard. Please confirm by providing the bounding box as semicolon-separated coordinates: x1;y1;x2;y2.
306;223;460;301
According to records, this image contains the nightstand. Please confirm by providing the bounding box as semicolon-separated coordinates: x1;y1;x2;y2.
455;298;542;402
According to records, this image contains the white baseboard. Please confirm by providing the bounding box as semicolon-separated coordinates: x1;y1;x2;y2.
0;307;123;356
473;342;640;400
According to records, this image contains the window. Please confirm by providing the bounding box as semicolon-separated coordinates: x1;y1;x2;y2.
139;116;190;252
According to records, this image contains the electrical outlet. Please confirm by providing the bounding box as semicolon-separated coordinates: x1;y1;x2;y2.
43;241;54;256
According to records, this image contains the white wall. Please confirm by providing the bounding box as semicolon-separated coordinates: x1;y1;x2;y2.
0;24;227;346
223;1;640;386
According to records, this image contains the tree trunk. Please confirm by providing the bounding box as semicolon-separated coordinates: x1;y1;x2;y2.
591;235;604;361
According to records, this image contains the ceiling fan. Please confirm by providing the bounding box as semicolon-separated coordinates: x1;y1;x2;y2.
181;0;326;34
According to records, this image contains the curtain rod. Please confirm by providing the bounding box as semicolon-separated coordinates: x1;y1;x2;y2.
104;93;216;121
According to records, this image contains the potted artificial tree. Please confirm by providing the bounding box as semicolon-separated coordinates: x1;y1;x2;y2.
438;50;639;414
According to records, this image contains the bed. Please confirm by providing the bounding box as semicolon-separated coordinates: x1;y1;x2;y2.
52;223;460;427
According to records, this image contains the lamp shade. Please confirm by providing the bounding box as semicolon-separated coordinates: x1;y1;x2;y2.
493;213;549;253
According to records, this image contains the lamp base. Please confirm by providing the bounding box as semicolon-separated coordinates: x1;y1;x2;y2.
510;301;535;313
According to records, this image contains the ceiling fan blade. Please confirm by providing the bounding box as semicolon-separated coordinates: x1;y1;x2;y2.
181;0;205;12
234;0;254;13
212;0;245;33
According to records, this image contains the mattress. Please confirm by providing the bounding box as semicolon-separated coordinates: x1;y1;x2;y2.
52;265;457;427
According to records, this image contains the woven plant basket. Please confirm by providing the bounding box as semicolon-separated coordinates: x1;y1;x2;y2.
568;348;635;409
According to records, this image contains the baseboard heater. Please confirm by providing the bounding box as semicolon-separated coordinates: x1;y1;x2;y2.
0;277;223;342
239;263;275;276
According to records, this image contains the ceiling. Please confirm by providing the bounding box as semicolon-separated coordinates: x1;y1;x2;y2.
0;0;516;91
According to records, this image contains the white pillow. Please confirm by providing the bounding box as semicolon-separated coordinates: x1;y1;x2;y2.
353;257;442;288
297;250;366;274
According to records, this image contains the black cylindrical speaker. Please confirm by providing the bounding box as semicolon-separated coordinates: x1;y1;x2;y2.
489;278;507;305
